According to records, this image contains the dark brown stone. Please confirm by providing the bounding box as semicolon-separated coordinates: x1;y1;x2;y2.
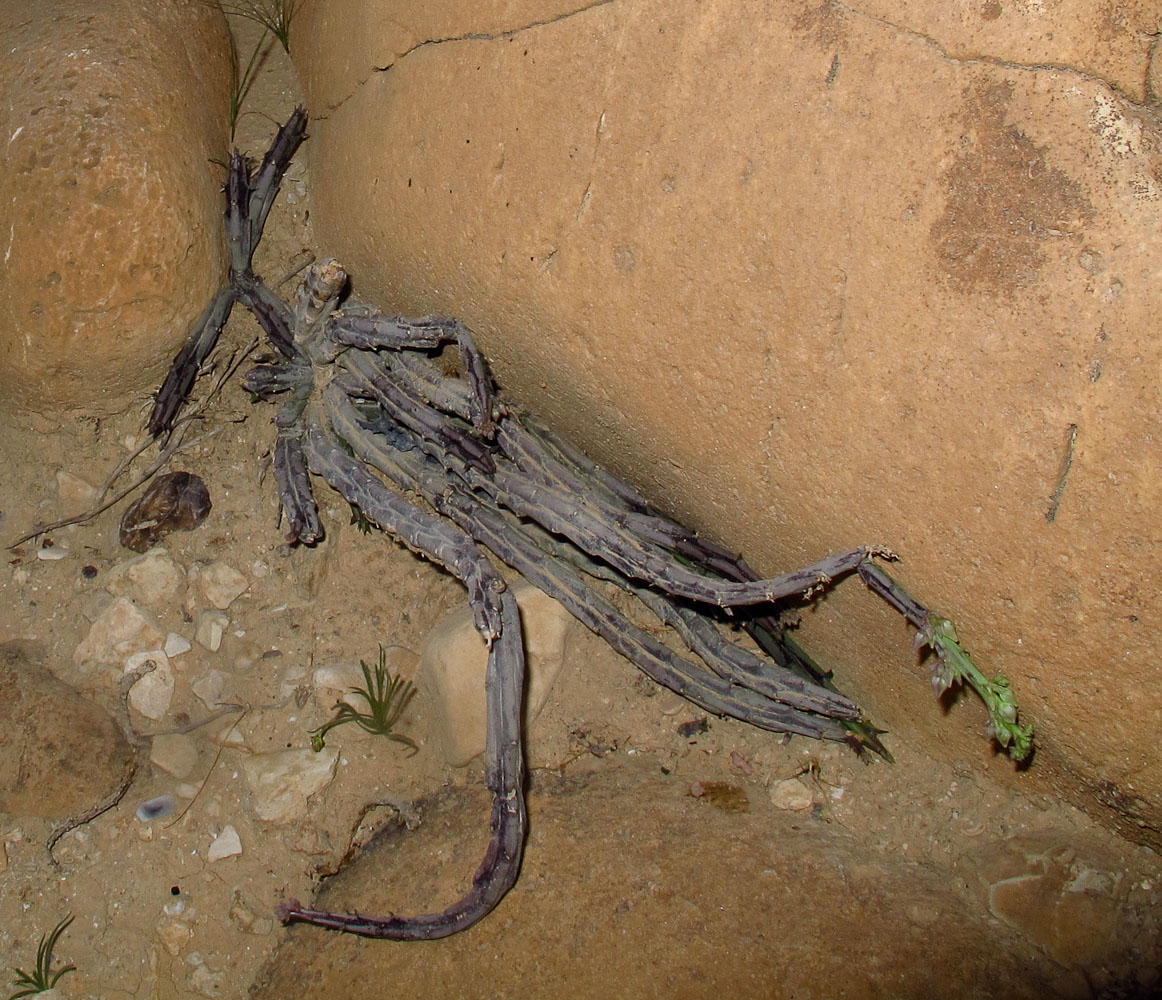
119;471;212;552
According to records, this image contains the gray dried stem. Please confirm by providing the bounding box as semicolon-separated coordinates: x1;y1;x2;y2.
144;107;1031;944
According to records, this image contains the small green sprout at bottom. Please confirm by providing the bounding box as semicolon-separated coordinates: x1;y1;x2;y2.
6;914;76;1000
309;646;418;755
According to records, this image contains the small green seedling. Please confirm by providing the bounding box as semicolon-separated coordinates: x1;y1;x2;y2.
6;914;76;1000
309;646;418;755
348;502;376;535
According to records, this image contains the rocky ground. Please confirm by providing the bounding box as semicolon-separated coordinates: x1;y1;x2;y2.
0;21;1160;1000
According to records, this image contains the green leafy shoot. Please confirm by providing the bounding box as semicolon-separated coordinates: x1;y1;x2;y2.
309;647;418;755
917;614;1034;763
6;914;76;1000
858;561;1033;763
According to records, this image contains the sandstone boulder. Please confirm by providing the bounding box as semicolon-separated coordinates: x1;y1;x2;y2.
0;0;232;417
0;641;132;821
290;0;1162;845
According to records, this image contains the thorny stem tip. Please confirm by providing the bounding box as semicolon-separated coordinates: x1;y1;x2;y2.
859;562;1033;762
918;614;1034;762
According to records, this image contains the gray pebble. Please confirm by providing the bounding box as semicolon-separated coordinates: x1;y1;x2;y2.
136;794;176;822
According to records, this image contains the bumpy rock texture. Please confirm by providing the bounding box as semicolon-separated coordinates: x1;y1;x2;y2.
291;0;1162;844
0;641;132;821
0;0;232;417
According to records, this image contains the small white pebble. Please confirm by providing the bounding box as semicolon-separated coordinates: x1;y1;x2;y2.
207;824;242;862
164;633;192;657
195;611;228;652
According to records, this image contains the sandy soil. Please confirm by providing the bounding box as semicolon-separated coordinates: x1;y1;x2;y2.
0;20;1159;1000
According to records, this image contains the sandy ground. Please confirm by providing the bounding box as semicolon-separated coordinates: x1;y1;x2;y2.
0;19;1160;1000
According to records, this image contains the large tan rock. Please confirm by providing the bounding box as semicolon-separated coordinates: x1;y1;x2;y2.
0;641;132;821
0;0;232;417
254;761;1159;998
291;1;1162;844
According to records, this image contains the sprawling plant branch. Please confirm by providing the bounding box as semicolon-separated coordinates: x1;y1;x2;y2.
147;106;1031;941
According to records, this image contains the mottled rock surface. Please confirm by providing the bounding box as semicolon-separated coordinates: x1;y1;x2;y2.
968;827;1162;993
290;0;1162;843
0;641;132;821
125;648;174;720
196;560;249;610
149;732;200;779
104;546;187;607
243;748;340;824
72;596;165;683
0;0;232;417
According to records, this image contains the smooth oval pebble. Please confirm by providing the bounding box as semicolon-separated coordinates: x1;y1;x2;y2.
136;794;177;822
119;472;211;552
769;777;814;811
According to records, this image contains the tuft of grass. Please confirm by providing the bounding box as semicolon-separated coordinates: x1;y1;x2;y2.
216;0;302;140
225;26;268;141
219;0;301;52
6;915;76;1000
309;647;419;755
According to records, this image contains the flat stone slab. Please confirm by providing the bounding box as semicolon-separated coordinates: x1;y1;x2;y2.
252;759;1159;998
